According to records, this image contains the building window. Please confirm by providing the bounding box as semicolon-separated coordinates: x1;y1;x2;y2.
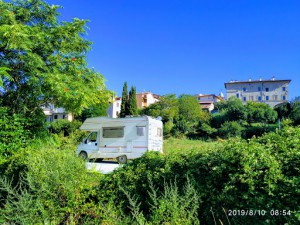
273;95;278;101
243;87;247;92
282;87;286;91
137;126;146;136
258;96;262;101
236;93;239;98
243;97;246;102
103;127;124;138
54;115;58;119
258;87;261;91
63;114;66;119
282;95;286;101
265;88;269;92
249;96;254;101
117;103;120;107
266;96;269;101
157;128;162;137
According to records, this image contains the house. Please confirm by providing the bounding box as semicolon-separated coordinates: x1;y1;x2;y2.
107;97;122;118
136;92;160;109
195;93;224;112
107;92;160;118
42;104;74;122
224;77;291;108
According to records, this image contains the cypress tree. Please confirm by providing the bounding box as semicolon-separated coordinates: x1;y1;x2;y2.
128;86;138;115
120;82;128;118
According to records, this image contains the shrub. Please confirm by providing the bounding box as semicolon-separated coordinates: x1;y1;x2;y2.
94;127;300;224
0;142;104;224
0;107;29;157
242;125;276;139
49;119;82;136
218;121;244;138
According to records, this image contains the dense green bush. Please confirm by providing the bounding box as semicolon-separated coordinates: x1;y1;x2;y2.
0;107;29;157
218;121;244;138
0;141;106;224
49;119;82;136
242;125;277;139
94;127;300;224
1;125;299;224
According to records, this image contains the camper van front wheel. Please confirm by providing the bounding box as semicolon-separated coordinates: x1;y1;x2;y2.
117;155;127;164
79;151;88;160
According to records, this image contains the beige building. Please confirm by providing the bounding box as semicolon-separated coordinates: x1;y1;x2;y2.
107;92;160;118
107;97;122;118
224;77;291;108
196;94;224;112
136;92;160;108
42;104;74;122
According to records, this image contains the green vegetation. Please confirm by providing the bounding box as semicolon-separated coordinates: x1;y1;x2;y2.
120;82;138;117
0;0;111;133
1;1;300;224
1;127;299;224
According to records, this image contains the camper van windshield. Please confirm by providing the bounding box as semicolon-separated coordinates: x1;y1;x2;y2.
103;127;124;138
85;132;97;143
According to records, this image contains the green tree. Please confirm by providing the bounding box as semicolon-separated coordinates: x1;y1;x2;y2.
0;0;111;120
289;104;300;126
218;121;244;138
128;86;138;115
76;102;110;122
120;82;128;118
225;97;247;122
175;94;208;135
245;102;277;124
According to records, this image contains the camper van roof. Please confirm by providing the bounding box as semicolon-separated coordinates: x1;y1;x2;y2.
80;116;158;131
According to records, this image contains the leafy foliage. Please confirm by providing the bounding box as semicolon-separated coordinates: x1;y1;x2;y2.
94;127;300;224
245;102;277;124
142;94;179;136
0;0;111;116
76;102;110;122
0;107;29;157
128;86;138;116
289;103;300;126
120;82;128;118
49;119;82;136
0;141;105;224
218;121;244;138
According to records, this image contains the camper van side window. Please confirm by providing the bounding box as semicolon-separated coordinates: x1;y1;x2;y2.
103;127;124;138
157;128;162;137
137;126;146;136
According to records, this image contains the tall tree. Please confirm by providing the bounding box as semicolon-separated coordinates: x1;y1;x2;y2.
120;82;128;118
245;102;277;124
128;86;138;115
0;0;111;117
224;97;247;122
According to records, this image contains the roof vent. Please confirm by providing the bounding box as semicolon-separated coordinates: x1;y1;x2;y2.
271;76;276;81
259;77;263;81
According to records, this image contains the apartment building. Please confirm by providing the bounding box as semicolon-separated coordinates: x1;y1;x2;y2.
224;77;291;108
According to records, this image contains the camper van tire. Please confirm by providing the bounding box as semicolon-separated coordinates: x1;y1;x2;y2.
117;155;127;164
79;151;88;161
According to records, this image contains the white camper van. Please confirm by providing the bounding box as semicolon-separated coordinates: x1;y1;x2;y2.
76;116;163;163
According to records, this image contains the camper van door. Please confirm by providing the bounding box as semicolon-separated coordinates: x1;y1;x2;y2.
83;131;99;156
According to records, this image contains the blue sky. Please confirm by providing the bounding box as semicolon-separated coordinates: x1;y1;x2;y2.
50;0;300;99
